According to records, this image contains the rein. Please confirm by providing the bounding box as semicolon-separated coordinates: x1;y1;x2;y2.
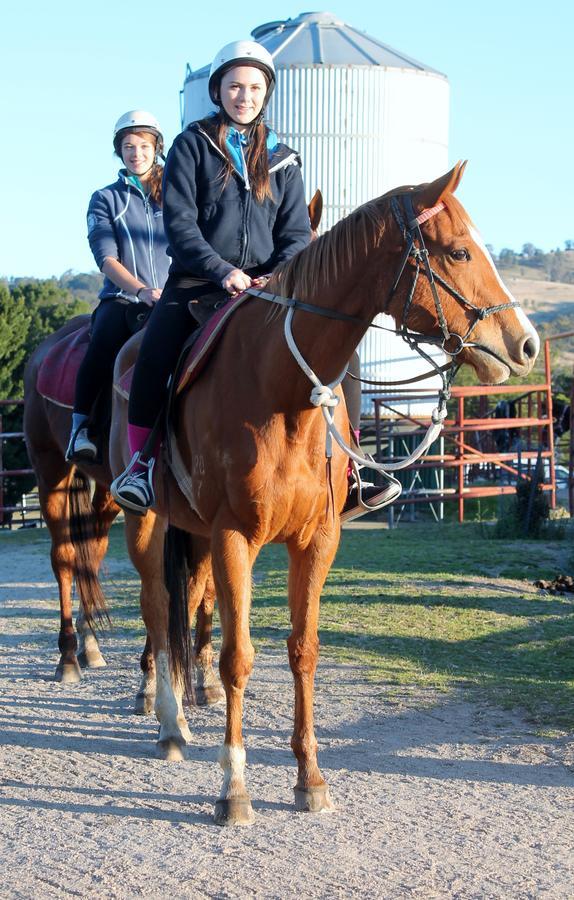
245;192;521;477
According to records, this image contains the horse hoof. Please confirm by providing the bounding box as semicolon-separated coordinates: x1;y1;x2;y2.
214;798;255;827
77;650;107;669
134;692;155;716
294;785;334;813
155;739;187;762
194;683;226;707
55;661;82;684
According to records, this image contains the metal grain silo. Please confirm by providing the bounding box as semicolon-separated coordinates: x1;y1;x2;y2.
181;11;449;415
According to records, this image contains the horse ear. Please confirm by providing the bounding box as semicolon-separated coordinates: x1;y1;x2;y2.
416;160;468;210
308;189;323;233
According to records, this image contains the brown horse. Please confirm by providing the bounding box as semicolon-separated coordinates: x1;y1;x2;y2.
21;191;325;708
22;318;223;710
110;162;538;823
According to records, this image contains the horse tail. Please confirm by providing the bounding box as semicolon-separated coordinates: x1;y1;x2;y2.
164;525;195;703
69;469;110;628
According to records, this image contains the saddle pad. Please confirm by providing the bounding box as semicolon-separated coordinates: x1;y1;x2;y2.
116;291;251;401
37;322;91;408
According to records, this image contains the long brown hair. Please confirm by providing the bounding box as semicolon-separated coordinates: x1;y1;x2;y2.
114;129;164;206
199;114;273;204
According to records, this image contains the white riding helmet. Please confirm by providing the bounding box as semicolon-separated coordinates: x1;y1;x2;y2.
113;110;164;159
113;110;162;139
208;40;276;106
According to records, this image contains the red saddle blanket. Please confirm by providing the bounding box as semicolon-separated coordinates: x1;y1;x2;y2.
37;322;91;408
116;291;251;401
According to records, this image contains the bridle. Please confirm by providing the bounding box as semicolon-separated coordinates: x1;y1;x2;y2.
245;191;522;476
385;193;519;408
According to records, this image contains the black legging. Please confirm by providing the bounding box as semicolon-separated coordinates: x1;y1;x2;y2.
75;299;133;416
129;274;208;428
342;351;361;433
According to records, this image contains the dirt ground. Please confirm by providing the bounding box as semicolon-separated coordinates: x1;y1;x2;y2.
0;538;573;899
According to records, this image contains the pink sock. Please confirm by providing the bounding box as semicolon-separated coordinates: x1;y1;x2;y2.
127;421;160;456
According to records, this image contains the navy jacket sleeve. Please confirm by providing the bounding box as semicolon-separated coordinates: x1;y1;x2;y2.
162;134;235;284
87;191;119;269
269;162;311;269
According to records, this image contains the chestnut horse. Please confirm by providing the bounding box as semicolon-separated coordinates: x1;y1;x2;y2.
21;191;325;704
23;326;223;709
110;162;538;824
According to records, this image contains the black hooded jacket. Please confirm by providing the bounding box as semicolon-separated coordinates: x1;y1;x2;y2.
162;121;311;284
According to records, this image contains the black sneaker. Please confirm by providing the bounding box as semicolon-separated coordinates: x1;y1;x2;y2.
111;455;156;515
341;480;402;522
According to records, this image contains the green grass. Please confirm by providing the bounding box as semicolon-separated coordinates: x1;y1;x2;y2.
3;521;573;729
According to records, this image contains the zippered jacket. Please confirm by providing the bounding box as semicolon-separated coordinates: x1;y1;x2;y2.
162;122;311;284
87;171;170;301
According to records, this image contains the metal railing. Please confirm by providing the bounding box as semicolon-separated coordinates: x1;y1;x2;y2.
0;399;42;528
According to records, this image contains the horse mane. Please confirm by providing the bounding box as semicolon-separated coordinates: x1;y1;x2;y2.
269;196;390;301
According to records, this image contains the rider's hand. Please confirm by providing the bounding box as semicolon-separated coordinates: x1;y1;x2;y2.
137;287;161;306
222;269;252;295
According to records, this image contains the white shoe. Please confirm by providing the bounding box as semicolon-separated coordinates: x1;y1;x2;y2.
65;427;97;462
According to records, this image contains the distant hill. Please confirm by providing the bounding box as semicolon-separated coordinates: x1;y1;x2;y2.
502;275;574;374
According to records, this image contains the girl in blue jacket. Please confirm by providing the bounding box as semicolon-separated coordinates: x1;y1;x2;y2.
111;41;311;513
66;110;170;462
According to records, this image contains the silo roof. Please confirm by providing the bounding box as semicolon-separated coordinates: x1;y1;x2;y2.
251;11;445;75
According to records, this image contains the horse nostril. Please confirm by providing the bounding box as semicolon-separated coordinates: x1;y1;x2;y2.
523;337;537;360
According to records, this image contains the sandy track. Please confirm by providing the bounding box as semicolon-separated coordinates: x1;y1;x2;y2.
0;541;573;899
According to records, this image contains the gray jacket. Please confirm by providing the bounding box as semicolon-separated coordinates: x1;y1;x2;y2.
87;170;170;300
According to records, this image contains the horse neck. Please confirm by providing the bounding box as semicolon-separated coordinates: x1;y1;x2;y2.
277;249;398;391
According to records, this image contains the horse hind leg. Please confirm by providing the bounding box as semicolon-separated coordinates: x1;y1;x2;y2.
134;634;156;715
129;516;194;760
193;574;225;706
73;481;116;669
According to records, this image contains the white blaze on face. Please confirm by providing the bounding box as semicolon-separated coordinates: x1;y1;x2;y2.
469;223;540;354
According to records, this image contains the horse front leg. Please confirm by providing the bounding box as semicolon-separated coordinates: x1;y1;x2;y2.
194;573;225;706
287;524;340;812
35;463;81;683
76;484;119;669
211;526;257;826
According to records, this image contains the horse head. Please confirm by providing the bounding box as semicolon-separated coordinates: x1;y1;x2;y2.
387;162;539;384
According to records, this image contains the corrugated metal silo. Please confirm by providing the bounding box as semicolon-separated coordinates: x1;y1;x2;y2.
181;11;449;415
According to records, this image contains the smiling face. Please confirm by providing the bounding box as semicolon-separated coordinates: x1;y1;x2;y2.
219;65;267;130
120;132;156;181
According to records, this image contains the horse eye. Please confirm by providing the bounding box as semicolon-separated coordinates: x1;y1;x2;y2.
450;248;470;261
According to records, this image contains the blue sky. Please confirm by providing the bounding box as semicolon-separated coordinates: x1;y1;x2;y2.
2;1;571;279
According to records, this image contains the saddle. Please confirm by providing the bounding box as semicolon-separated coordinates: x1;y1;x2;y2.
115;291;251;401
37;303;153;409
37;320;91;408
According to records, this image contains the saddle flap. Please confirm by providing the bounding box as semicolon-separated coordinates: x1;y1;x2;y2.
37;321;91;408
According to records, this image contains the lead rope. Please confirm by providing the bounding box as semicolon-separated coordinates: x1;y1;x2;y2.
284;307;448;475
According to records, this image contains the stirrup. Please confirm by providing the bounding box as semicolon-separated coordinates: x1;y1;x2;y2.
340;460;402;522
110;452;156;515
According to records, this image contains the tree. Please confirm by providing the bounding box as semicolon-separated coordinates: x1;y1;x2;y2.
498;248;516;267
0;283;31;399
0;280;89;515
